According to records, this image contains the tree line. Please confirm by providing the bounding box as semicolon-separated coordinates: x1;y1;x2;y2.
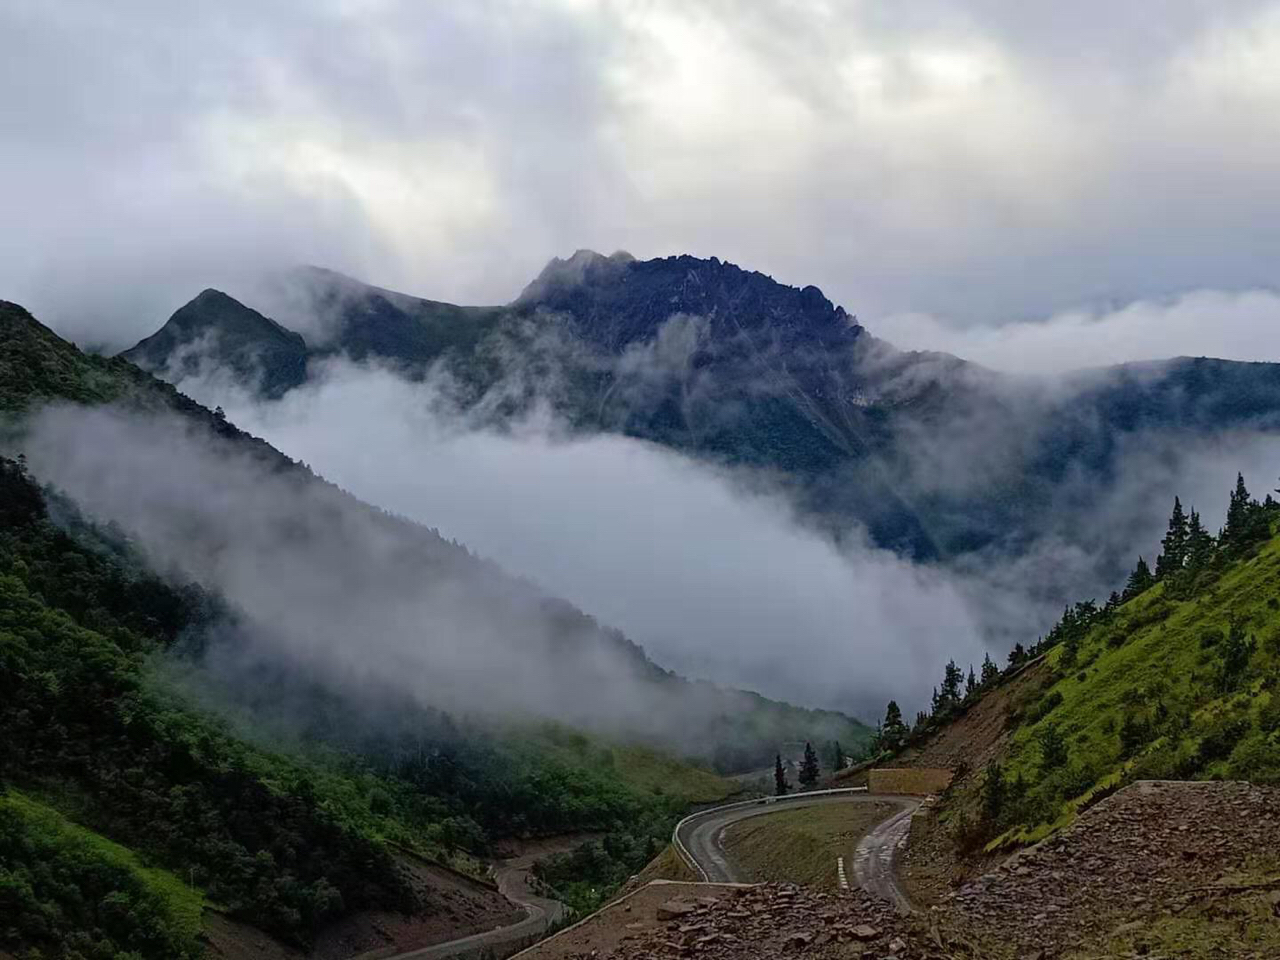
871;471;1280;755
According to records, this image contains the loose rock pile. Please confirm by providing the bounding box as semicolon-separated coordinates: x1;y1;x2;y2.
568;883;958;959
943;780;1280;957
549;781;1280;960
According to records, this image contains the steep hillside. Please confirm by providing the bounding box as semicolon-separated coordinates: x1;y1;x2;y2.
892;475;1280;865
5;299;869;765
0;300;876;956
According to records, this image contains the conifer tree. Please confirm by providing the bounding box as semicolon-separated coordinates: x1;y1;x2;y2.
1186;508;1214;572
1221;472;1268;550
1156;497;1188;579
1125;556;1155;598
1038;722;1068;772
939;660;964;710
799;742;820;787
774;753;789;796
981;652;999;685
980;761;1006;825
882;700;909;751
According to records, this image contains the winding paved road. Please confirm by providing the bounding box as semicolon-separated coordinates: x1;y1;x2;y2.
381;857;564;960
674;790;920;910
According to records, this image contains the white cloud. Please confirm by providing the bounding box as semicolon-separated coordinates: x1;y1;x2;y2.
5;1;1280;348
877;289;1280;373
212;360;989;716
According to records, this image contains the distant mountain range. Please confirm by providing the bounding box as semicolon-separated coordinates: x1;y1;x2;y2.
123;252;1280;568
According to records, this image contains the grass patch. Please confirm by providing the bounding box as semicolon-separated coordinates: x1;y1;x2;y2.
720;802;899;888
632;844;699;884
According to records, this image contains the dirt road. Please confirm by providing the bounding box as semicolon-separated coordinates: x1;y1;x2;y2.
674;791;920;908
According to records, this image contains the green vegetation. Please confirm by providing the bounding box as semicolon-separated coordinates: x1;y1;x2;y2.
940;475;1280;850
0;455;739;953
0;457;415;947
719;802;899;888
0;791;203;960
798;742;820;787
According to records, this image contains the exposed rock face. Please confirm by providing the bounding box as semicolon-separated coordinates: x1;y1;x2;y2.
515;250;862;354
120;257;1280;565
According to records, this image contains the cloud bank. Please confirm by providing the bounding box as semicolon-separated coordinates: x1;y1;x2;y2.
879;289;1280;374
5;1;1280;351
211;361;988;716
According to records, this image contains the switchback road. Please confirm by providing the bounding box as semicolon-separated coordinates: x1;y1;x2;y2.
380;856;564;960
673;790;920;910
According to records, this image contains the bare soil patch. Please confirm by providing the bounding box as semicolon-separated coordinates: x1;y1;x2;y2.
312;857;522;960
201;854;522;960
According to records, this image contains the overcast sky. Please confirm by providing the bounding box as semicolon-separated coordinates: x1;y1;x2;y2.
5;1;1280;360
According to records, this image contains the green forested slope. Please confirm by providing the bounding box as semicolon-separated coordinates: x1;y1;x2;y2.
933;478;1280;850
0;301;759;957
0;453;735;956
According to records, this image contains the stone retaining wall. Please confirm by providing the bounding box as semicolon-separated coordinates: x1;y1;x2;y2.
868;767;953;796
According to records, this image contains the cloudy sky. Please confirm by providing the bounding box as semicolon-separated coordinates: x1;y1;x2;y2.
5;0;1280;365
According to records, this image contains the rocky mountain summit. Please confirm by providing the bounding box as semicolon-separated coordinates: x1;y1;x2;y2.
122;289;308;399
121;255;1280;567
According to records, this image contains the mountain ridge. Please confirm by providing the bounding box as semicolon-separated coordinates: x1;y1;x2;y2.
117;255;1280;574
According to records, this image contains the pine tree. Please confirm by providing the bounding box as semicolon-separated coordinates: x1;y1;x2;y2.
1037;722;1068;772
938;660;964;711
1218;618;1258;693
965;665;977;698
1225;473;1253;543
1186;508;1214;573
774;753;789;796
1221;472;1269;552
799;742;820;787
1125;556;1155;598
980;652;999;685
1155;497;1188;579
882;700;909;751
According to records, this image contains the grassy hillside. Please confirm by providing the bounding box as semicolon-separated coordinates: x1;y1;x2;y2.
916;479;1280;854
720;802;900;888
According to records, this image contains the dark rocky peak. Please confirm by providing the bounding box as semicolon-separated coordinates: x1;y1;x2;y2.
515;250;862;352
121;289;307;399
